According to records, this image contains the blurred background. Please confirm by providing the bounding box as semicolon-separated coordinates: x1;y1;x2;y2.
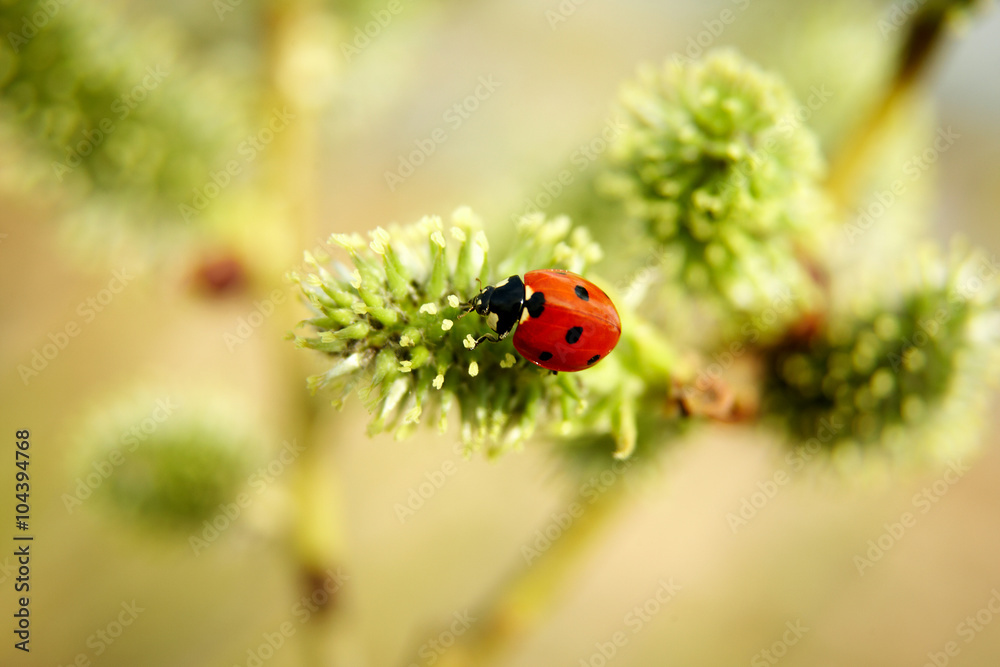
2;0;1000;665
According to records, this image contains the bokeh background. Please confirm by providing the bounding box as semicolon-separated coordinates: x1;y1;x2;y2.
2;0;1000;665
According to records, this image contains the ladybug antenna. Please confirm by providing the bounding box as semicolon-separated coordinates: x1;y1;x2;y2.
456;278;484;319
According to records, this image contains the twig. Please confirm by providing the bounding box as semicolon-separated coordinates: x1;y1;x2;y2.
424;483;631;667
825;1;973;208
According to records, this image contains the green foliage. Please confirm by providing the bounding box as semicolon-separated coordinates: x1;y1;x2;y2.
0;1;248;249
3;0;993;482
6;6;998;663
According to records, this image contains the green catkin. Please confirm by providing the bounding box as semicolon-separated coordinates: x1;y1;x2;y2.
604;49;828;329
762;246;999;461
291;208;680;455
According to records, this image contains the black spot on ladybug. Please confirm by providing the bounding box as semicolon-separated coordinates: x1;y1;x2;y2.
565;326;583;345
526;291;546;318
539;351;553;361
587;354;600;365
574;285;589;301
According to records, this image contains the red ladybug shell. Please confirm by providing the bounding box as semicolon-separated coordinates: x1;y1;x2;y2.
513;270;621;372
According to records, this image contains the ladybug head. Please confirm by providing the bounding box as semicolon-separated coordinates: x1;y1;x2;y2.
465;275;525;337
469;284;496;318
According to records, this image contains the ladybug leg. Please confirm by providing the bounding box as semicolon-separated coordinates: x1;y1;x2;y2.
472;333;500;348
457;299;480;320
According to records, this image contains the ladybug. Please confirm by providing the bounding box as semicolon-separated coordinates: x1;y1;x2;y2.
466;270;622;372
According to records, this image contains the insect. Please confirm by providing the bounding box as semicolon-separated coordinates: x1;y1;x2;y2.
465;270;622;372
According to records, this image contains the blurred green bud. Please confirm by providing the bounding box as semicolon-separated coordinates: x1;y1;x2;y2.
72;392;262;530
763;245;1000;462
603;49;828;328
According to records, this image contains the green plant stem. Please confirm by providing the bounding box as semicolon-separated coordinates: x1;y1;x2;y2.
427;484;631;667
261;0;349;664
286;395;346;666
